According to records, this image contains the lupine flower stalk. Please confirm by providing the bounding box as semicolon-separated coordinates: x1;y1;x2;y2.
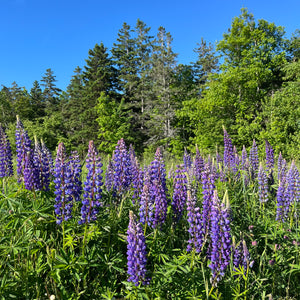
68;151;82;202
172;165;188;223
15;115;32;183
208;190;232;285
223;126;234;171
53;142;73;224
194;145;204;182
79;141;103;224
265;140;274;175
276;177;286;222
127;211;149;286
0;125;13;177
186;186;203;253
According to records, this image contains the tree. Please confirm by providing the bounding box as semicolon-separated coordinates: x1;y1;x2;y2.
30;80;46;119
40;68;61;114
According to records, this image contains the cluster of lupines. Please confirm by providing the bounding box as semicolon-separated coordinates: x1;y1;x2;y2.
208;191;232;285
171;165;188;223
276;162;300;222
15;115;33;183
127;211;149;286
79;141;103;225
53;143;74;224
0;125;13;178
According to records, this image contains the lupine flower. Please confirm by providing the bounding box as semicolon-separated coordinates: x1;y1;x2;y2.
139;169;154;226
194;145;204;182
149;151;168;228
201;163;216;236
41;139;54;176
53;142;73;224
33;137;51;191
130;151;144;202
79;141;103;224
113;138;132;194
208;190;231;285
223;127;234;171
249;140;259;179
23;152;35;190
0;125;13;177
15;115;32;183
172;165;188;223
186;185;203;253
68;151;82;202
233;239;252;274
276;177;286;222
258;163;269;203
183;148;192;171
127;211;149;286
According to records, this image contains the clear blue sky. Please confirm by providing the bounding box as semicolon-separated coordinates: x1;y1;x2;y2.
1;0;299;91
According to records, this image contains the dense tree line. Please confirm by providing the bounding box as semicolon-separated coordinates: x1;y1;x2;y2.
1;9;299;157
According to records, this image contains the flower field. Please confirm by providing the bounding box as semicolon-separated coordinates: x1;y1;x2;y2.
0;118;299;299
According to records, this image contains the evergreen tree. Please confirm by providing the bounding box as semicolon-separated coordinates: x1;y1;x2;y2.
30;80;46;120
41;68;61;114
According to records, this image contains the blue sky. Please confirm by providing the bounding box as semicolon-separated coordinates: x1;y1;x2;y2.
1;0;299;91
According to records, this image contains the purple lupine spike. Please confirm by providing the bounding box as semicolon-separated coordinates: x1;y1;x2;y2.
183;148;192;171
249;139;259;179
208;190;231;285
127;211;149;286
0;125;13;177
242;240;252;271
265;140;274;175
172;165;188;223
139;169;154;226
130;152;144;202
223;126;234;171
233;239;242;273
113;138;132;194
79;141;103;224
68;150;82;202
201;163;216;236
15;115;33;183
41;139;54;176
186;186;204;253
149;156;168;228
278;153;287;182
258;163;269;203
33;137;51;191
283;162;299;221
241;146;248;171
53;142;73;224
276;177;286;222
23;151;35;190
233;239;252;274
194;145;204;182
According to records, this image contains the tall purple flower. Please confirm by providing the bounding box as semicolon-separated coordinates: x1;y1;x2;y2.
277;153;287;182
130;149;144;202
258;163;268;203
139;169;154;226
172;165;188;223
23;151;35;190
233;239;252;274
53;142;73;224
15;115;32;183
127;211;149;286
249;139;259;179
33;137;51;191
113;138;132;194
223;127;234;171
208;191;232;285
105;156;114;192
41;139;54;176
201;163;216;236
149;148;168;228
79;141;103;224
194;145;204;182
183;148;192;171
0;125;13;177
186;186;203;253
276;177;286;222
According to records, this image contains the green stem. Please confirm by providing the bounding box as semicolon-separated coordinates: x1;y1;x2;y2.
62;221;66;250
82;223;88;258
